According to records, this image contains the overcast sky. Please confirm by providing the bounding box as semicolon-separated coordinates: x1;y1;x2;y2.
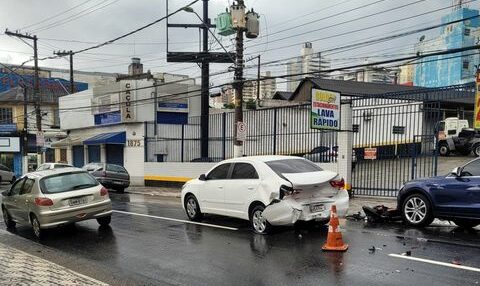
0;0;474;89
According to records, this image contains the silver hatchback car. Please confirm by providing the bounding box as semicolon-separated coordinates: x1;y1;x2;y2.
1;168;112;239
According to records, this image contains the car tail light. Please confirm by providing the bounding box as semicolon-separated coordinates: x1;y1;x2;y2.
100;187;108;196
330;178;345;189
279;185;300;199
35;197;54;206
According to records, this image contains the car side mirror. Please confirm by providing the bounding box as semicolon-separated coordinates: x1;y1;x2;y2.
199;174;207;181
451;167;462;177
1;190;10;196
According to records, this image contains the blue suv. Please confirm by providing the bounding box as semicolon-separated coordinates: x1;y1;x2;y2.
397;158;480;228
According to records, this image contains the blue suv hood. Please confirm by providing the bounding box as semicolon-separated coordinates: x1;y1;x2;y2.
407;175;447;184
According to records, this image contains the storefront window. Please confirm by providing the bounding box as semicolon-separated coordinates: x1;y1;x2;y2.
45;148;55;163
60;149;67;162
28;154;38;172
0;108;13;124
0;153;14;170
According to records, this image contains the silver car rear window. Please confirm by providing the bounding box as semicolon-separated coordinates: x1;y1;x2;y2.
266;159;322;176
40;172;99;194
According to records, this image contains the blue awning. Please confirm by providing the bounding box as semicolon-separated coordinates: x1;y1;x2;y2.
83;131;126;145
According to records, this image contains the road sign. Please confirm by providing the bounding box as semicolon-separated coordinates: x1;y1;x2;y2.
36;131;44;147
237;122;247;141
364;148;377;160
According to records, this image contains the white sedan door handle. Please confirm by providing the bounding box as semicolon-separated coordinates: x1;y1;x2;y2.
218;186;223;189
247;187;254;190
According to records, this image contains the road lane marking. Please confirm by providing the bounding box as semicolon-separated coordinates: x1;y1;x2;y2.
389;254;480;272
113;210;239;231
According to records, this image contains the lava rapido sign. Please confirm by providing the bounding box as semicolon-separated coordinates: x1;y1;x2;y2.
311;88;340;130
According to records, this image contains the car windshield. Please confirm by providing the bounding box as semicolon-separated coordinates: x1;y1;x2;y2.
40;172;99;194
265;159;322;175
83;163;103;171
107;164;127;173
54;164;71;169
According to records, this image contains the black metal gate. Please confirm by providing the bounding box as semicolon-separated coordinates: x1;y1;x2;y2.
352;98;444;197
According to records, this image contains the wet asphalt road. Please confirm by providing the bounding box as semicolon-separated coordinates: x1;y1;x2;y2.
0;188;479;286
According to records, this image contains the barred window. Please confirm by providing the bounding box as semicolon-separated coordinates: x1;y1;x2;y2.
0;108;13;124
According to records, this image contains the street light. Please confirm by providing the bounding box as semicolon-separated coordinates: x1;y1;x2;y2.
182;6;236;65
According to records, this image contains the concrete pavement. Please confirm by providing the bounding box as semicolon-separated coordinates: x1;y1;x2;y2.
0;190;478;286
0;234;107;285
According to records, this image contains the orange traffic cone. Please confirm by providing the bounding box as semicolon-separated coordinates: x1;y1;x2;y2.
322;205;348;251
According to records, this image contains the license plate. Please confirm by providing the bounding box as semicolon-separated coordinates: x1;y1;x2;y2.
69;197;88;206
113;181;122;185
309;204;325;213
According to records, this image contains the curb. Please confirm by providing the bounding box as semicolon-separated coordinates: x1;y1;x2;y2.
126;190;181;198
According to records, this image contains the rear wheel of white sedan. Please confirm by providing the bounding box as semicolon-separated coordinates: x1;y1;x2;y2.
250;205;272;235
31;215;43;240
97;216;111;226
184;195;203;221
401;194;434;227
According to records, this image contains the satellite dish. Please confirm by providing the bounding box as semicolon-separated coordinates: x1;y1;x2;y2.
419;35;425;42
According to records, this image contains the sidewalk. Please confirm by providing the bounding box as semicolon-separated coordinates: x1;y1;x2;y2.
126;186;398;215
0;240;107;286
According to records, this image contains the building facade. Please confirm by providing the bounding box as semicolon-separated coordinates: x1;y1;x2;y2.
55;59;200;185
414;5;480;87
0;68;88;175
286;42;330;92
331;63;400;84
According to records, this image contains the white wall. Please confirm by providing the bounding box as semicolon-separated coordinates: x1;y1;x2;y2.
59;90;95;130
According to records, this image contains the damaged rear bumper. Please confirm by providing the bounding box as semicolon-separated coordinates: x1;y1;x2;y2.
262;191;349;226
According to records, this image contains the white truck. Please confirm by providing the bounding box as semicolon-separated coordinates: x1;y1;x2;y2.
437;117;480;156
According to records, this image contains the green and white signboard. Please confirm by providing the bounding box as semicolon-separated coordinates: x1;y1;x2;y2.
311;88;341;130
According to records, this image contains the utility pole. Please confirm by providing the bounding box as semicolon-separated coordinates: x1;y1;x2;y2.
166;0;234;159
233;0;246;157
256;55;261;102
201;0;210;159
54;50;75;94
5;30;42;164
22;85;29;174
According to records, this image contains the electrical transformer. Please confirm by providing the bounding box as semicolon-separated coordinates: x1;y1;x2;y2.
230;4;246;29
245;9;260;39
215;11;235;36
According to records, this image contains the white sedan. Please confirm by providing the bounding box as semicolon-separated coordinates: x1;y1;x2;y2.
181;156;349;234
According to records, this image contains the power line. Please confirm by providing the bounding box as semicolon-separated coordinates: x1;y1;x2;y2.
72;0;200;55
72;0;464;76
19;0;95;30
31;0;120;33
236;2;479;71
254;0;392;42
55;44;480;112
